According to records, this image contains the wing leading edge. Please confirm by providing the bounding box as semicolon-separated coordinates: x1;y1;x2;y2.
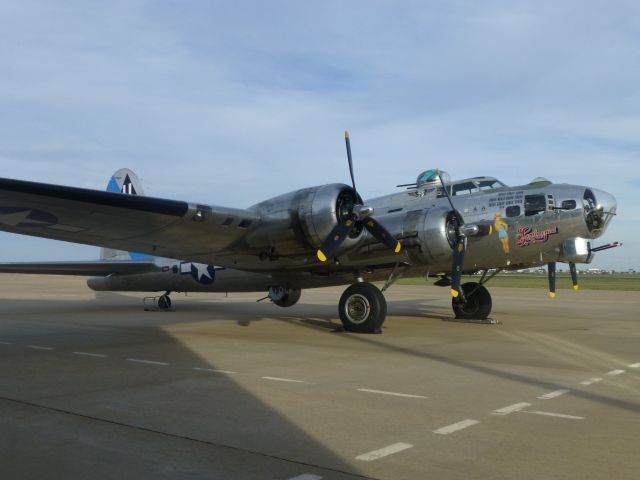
0;177;260;264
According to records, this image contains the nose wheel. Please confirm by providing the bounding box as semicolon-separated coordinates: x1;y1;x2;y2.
339;282;386;333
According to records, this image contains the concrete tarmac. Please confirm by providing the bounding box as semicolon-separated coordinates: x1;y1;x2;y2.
0;274;639;479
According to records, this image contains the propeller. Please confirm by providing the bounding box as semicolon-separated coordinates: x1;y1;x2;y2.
436;170;471;301
569;262;579;290
317;132;401;262
548;262;557;298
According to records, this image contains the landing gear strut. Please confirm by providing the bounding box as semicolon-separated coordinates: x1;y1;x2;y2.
452;282;492;320
339;282;386;333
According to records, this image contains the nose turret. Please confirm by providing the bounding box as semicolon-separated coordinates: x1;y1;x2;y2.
583;188;617;237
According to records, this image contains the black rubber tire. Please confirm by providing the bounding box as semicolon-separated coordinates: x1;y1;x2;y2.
158;295;171;310
452;282;492;320
338;283;387;333
273;288;302;307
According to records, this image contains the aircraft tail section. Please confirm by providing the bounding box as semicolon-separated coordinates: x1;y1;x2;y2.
101;169;150;261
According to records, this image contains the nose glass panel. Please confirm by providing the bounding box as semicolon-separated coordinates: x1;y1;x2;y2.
583;188;617;237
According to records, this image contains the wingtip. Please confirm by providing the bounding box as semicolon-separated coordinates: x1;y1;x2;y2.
317;250;327;262
549;292;556;298
573;285;579;291
394;242;401;253
344;130;350;139
451;289;459;298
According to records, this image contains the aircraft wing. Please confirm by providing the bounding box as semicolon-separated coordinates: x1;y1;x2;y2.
0;260;157;276
0;177;261;263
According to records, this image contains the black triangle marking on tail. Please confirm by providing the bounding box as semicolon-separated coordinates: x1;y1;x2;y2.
122;174;137;195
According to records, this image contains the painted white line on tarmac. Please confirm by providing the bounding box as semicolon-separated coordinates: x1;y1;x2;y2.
355;442;413;461
262;376;307;384
629;363;640;368
606;369;625;376
492;402;531;415
27;345;55;351
538;389;570;400
580;378;602;386
433;419;480;435
73;351;108;358
127;358;169;366
288;475;323;480
0;341;10;345
521;410;584;420
193;367;237;374
357;388;427;399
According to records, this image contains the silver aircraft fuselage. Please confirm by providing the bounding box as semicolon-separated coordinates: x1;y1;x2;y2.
88;175;617;294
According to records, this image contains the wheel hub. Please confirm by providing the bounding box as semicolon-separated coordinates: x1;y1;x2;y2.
345;294;371;324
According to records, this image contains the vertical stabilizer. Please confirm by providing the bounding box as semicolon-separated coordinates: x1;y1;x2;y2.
101;169;149;261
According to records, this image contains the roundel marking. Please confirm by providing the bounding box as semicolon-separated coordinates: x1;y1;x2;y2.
191;263;216;284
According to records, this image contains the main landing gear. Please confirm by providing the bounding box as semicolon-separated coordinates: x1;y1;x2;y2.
451;282;492;320
339;282;386;333
337;278;495;333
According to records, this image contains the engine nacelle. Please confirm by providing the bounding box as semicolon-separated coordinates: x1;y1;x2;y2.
407;206;456;268
248;183;364;256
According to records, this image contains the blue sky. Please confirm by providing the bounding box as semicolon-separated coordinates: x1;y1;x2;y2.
0;0;637;270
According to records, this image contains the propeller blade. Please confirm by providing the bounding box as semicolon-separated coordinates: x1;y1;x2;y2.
317;219;357;262
436;170;462;222
363;218;402;253
345;131;357;196
450;237;467;300
569;262;579;290
548;262;557;298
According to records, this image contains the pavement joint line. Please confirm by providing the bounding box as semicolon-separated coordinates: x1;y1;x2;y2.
580;378;602;386
127;358;169;366
192;367;237;374
288;475;323;480
355;442;413;461
433;419;480;435
606;369;625;376
0;396;375;480
538;389;570;400
520;410;585;420
27;345;55;351
492;402;531;415
73;351;108;358
356;388;427;399
629;363;640;368
262;376;308;384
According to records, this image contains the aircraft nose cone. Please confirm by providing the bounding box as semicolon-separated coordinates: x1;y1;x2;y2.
585;188;617;237
593;189;617;214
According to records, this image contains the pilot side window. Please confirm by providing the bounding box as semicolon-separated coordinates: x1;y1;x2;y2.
524;194;546;216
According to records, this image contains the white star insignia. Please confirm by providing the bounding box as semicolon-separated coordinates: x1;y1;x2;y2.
192;263;213;281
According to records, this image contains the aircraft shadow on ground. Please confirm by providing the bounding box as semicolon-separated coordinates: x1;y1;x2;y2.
0;297;368;479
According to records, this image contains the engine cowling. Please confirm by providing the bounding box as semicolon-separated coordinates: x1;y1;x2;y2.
408;206;457;270
248;183;364;257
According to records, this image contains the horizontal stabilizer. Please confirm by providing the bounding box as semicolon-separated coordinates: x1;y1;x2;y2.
0;260;157;276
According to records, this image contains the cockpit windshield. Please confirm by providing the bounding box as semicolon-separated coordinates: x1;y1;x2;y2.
407;171;506;198
451;178;506;196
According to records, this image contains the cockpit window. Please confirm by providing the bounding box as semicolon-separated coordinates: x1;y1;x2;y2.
451;178;506;196
476;179;506;190
452;182;479;196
